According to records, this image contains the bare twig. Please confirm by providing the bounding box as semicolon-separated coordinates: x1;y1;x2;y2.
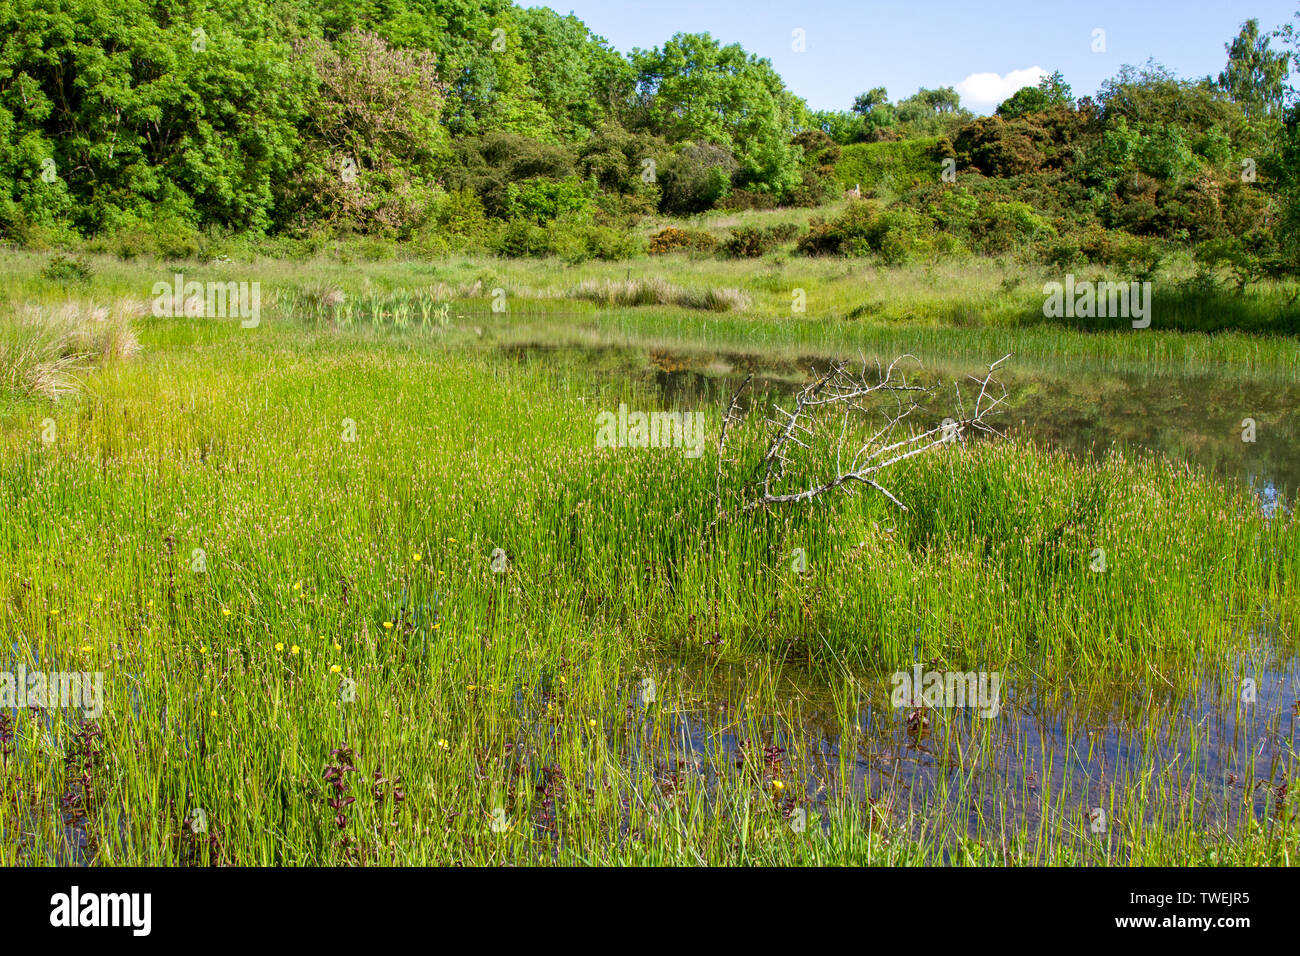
710;354;1010;526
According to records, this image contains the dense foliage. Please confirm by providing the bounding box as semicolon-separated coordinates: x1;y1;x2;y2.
1;1;1297;273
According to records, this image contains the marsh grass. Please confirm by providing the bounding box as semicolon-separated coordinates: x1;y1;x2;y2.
0;254;1297;865
5;248;1297;379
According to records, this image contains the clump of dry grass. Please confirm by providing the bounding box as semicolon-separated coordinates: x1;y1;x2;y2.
566;277;750;312
428;279;488;300
0;300;142;398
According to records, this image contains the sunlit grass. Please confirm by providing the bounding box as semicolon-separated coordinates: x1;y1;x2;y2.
0;255;1296;866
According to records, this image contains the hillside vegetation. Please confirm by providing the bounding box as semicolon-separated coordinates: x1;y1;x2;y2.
1;2;1298;289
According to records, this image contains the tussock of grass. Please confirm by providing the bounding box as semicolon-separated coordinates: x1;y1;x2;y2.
567;277;750;312
0;301;141;398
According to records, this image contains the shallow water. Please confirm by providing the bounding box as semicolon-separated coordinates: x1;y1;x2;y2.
498;339;1300;506
611;650;1299;853
4;330;1297;861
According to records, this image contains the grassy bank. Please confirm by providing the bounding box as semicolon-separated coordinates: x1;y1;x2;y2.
5;248;1300;380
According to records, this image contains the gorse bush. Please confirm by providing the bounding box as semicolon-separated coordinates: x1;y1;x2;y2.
716;187;781;211
870;208;941;264
798;200;882;256
834;138;944;195
972;201;1055;253
648;227;719;255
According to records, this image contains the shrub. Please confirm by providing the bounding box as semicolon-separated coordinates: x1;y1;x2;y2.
1135;125;1197;183
955;106;1087;177
506;176;598;224
973;201;1055;253
547;221;642;262
495;218;551;258
717;187;780;211
783;164;841;208
657;143;737;215
648;227;718;255
870;208;937;264
1194;237;1266;291
1042;236;1083;268
927;188;979;234
443;132;577;218
797;200;881;256
791;129;842;170
85;211;203;260
721;223;799;258
430;187;495;251
39;254;93;283
834;138;943;193
576;121;668;197
583;224;643;261
1079;226;1163;278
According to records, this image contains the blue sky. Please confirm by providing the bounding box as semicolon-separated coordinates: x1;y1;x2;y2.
537;0;1299;113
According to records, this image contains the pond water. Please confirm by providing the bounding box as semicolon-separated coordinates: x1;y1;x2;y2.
499;339;1300;507
602;648;1300;854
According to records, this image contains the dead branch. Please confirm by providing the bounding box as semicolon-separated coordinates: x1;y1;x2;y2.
708;354;1011;529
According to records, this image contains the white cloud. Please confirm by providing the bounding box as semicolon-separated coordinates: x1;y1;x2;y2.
955;67;1048;112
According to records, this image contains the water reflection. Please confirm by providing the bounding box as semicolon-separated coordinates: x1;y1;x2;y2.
499;342;1300;505
616;655;1299;851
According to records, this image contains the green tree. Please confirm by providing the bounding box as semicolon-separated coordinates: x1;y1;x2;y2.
997;87;1050;119
1218;18;1290;119
512;8;636;141
998;72;1073;119
848;87;898;139
852;87;890;115
0;0;310;234
895;86;970;136
1038;70;1074;106
630;32;804;197
807;109;867;144
313;0;514;136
